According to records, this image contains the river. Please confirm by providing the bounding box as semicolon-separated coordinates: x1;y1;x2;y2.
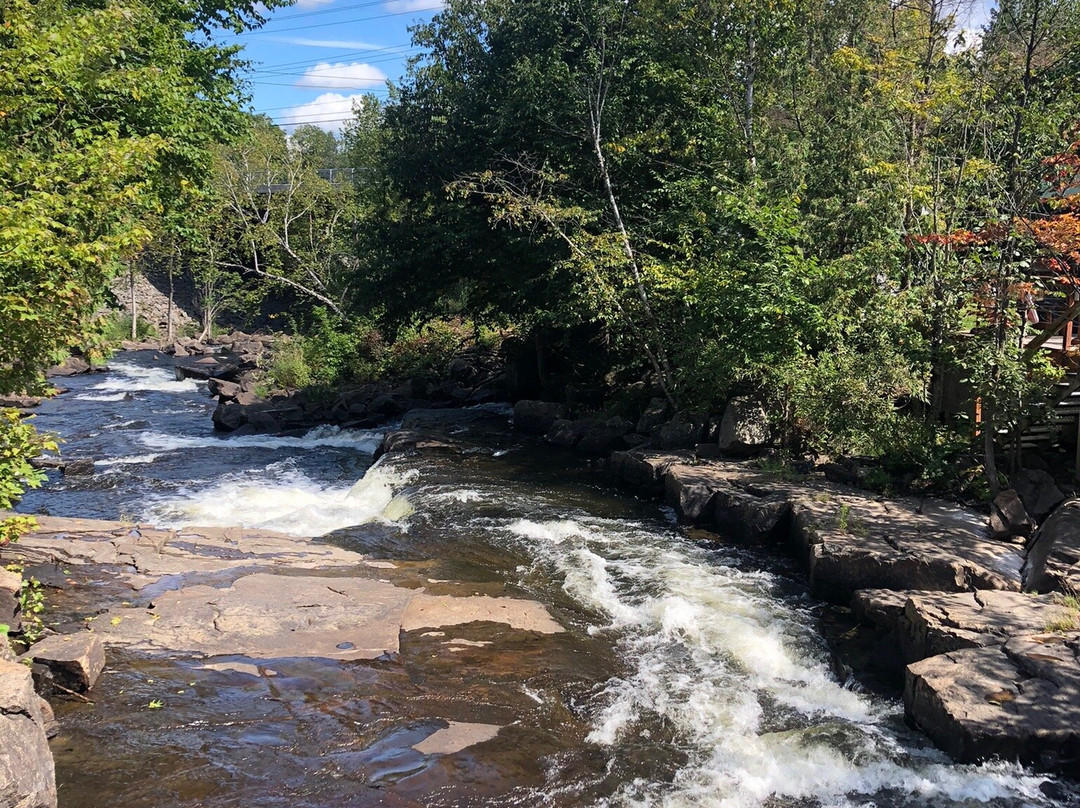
15;354;1072;807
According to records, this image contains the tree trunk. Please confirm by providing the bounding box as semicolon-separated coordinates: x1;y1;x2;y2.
129;266;137;341
167;251;175;342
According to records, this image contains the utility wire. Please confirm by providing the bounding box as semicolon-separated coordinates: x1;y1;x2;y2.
227;5;442;36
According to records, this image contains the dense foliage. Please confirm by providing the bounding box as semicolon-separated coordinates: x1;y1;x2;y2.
0;0;285;538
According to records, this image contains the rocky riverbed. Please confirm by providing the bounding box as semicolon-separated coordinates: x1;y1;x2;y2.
4;353;1079;807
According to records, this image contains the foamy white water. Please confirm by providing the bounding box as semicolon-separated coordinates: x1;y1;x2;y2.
88;362;200;394
506;517;1049;808
142;461;417;537
96;453;162;468
138;424;385;455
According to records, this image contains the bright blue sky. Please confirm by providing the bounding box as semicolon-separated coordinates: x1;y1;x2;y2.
217;0;995;135
216;0;445;133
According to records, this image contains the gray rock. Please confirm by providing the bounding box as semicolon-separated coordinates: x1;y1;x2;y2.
1023;499;1080;593
904;633;1080;770
1013;469;1066;521
577;417;633;453
636;397;670;434
544;418;587;447
207;378;241;401
24;633;105;693
368;394;407;417
898;590;1061;663
717;397;770;455
663;464;718;523
45;355;90;378
657;412;708;449
608;451;686;496
376;429;462;459
792;496;1022;603
513;400;568;435
60;458;95;477
712;487;790;543
989;489;1035;540
0;658;57;808
851;589;912;628
0;568;20;634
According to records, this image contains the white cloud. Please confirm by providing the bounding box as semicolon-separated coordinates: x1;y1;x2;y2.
294;0;336;8
279;92;365;133
266;36;389;49
383;0;444;12
296;61;388;90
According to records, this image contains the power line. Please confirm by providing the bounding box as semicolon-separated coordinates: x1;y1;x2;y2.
227;5;443;36
269;0;388;22
249;80;394;89
253;91;391;112
249;42;416;71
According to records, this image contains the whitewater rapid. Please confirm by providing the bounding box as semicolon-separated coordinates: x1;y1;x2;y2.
19;355;1067;808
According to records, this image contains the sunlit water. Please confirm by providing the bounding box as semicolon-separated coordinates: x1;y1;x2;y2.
18;354;1073;807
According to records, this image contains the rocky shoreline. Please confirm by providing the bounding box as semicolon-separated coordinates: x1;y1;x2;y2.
7;354;1080;802
376;401;1080;777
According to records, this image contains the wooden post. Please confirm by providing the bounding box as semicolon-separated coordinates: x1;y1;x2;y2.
1076;411;1080;482
1066;294;1076;351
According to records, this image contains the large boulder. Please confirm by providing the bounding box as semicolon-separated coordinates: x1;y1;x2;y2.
45;355;90;378
657;412;708;449
608;451;686;497
0;568;21;634
663;464;718;523
577;417;633;453
717;397;770;455
636;397;670;435
904;633;1080;770
792;496;1022;603
1023;499;1080;593
24;633;105;693
989;489;1035;540
712;486;791;544
544;419;588;447
513;400;567;435
0;658;57;808
1012;468;1066;521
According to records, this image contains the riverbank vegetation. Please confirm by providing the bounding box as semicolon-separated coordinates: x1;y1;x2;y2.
2;0;1079;526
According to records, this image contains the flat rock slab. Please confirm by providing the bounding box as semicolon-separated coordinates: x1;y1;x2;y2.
905;633;1080;771
608;455;1021;602
412;721;502;755
96;573;415;660
794;496;1021;602
899;590;1068;663
401;594;564;635
4;514;369;592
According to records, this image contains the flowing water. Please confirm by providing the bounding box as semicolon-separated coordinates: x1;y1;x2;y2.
16;354;1075;807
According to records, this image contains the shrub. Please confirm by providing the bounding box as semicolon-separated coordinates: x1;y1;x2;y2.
264;337;312;391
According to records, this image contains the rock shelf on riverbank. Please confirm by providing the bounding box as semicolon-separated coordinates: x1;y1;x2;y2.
601;448;1080;774
1;512;577;807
